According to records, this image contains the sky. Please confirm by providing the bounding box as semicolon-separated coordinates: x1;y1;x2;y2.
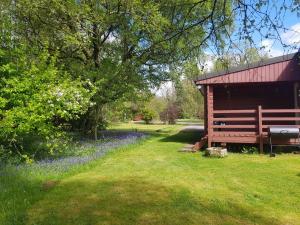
203;2;300;72
156;1;300;96
258;11;300;57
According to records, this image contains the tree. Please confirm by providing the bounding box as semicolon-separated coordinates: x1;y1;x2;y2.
3;0;298;134
213;56;232;71
146;96;167;120
212;46;269;72
142;108;155;124
176;79;204;119
0;49;94;161
172;59;204;119
0;0;299;159
160;104;180;124
2;0;234;138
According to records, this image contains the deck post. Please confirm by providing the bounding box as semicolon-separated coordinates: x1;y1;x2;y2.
203;86;208;136
207;85;214;147
258;105;263;154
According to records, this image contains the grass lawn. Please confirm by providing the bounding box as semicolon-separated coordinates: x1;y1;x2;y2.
1;123;300;225
175;118;203;124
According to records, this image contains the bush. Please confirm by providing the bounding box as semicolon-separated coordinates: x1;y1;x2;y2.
0;50;95;162
241;146;258;154
160;104;179;124
142;109;155;124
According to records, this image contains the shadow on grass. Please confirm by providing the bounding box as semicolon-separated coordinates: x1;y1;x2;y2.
160;127;204;144
0;167;46;225
26;176;283;225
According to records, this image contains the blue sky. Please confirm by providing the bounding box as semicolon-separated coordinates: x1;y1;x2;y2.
241;1;300;56
156;2;300;95
203;2;300;71
257;6;300;56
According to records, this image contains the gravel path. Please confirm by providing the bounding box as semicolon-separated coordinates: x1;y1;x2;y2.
181;125;204;132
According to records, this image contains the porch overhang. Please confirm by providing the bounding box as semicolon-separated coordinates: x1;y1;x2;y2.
194;52;300;85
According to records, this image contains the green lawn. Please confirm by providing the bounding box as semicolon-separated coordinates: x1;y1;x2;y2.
175;118;203;124
1;124;300;225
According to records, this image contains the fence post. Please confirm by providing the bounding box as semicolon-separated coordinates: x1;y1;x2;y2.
207;85;213;147
258;105;263;154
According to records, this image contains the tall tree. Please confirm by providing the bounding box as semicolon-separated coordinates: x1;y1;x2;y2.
212;46;269;72
4;0;233;137
173;59;204;119
1;0;299;140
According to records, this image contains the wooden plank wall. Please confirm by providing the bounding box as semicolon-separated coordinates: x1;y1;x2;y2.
213;83;294;110
203;86;208;135
206;85;213;147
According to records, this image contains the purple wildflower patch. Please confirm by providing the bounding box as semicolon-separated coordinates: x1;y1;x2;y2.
0;131;147;177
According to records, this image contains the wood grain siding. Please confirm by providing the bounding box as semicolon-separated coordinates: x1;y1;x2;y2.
210;108;300;147
203;86;208;135
196;53;300;148
196;59;300;85
258;106;263;153
213;83;294;110
206;85;213;147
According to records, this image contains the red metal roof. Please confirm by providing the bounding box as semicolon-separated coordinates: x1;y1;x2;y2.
195;52;300;85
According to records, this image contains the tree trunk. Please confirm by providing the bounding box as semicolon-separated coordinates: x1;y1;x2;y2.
93;104;105;141
94;124;98;141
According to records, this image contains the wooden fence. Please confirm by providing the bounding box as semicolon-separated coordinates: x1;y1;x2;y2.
208;106;300;153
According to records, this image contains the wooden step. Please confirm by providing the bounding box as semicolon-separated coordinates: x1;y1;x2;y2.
179;144;197;153
193;135;208;151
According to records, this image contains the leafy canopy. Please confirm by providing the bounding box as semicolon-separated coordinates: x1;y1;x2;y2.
0;49;94;161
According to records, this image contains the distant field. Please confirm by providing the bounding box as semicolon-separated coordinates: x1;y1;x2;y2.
1;123;300;225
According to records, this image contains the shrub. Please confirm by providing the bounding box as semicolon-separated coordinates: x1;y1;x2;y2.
0;50;95;162
160;104;179;124
142;109;155;124
241;146;258;154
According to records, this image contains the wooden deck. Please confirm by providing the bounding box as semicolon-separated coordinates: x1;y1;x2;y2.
207;102;300;153
195;53;300;153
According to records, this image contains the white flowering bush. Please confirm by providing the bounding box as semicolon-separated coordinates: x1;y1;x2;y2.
0;50;95;162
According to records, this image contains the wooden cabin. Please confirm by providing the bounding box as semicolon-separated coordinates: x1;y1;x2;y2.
194;52;300;153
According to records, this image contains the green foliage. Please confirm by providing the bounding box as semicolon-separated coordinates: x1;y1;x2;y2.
0;0;296;160
2;0;233;134
101;92;152;123
0;49;94;161
240;47;264;64
241;146;259;154
142;108;155;124
213;56;232;71
172;59;204;119
146;96;167;120
212;46;269;72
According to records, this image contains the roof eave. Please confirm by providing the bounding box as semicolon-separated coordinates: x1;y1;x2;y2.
194;52;299;84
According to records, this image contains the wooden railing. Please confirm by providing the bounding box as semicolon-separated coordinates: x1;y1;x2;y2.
210;106;300;152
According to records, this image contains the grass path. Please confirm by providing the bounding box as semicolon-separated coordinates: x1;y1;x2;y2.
3;124;300;225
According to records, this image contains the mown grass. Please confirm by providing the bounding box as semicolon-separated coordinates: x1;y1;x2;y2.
176;118;203;124
1;123;300;225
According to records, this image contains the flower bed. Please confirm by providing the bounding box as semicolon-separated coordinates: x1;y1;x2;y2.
0;131;146;176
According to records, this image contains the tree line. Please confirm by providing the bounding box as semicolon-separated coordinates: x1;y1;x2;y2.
0;0;298;161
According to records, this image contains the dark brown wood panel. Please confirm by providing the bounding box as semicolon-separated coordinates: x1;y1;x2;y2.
213;83;294;110
207;85;213;147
